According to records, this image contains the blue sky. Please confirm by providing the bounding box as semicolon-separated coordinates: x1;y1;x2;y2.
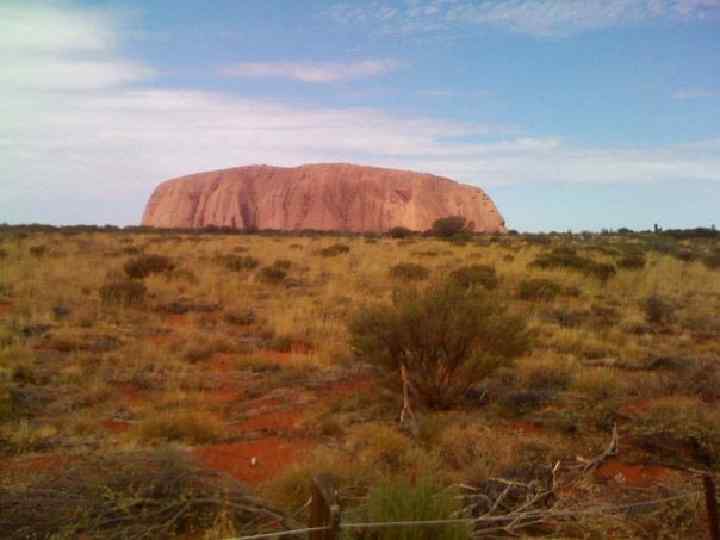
1;0;719;231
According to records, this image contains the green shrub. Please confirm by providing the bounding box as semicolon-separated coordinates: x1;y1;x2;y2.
517;278;563;302
432;216;468;237
389;262;430;281
363;478;471;540
219;254;260;271
99;279;146;306
349;282;530;409
449;264;498;290
124;254;175;279
319;244;350;256
258;266;287;284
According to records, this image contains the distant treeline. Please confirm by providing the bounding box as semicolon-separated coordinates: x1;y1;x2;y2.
0;222;717;239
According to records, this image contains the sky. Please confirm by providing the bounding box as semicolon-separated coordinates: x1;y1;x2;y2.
1;0;719;232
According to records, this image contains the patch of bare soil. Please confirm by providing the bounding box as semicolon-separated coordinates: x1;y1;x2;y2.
192;438;314;485
0;302;13;319
594;459;682;488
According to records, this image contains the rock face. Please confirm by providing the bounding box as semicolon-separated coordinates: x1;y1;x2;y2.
141;163;506;233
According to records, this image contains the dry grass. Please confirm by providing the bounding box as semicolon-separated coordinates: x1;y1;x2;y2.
1;228;719;537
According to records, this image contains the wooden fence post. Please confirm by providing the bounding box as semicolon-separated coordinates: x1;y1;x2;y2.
309;474;340;540
704;474;719;540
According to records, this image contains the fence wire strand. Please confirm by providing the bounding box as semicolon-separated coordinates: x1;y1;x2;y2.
231;491;699;539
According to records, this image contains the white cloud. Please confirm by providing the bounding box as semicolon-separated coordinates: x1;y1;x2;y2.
2;1;719;226
672;88;720;99
221;59;401;82
0;3;117;53
0;2;151;92
328;0;720;37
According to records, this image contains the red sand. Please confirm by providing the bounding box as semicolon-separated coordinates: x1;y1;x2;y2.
594;459;679;488
192;438;314;485
0;302;12;319
102;419;132;433
233;410;303;434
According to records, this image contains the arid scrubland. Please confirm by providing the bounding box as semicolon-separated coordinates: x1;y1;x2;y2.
1;227;720;538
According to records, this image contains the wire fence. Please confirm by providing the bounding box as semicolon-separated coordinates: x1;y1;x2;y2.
229;471;719;540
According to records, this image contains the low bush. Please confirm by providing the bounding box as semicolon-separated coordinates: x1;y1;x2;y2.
517;278;563;302
389;262;430;281
0;450;286;539
135;411;224;444
702;252;720;270
449;264;498;290
224;308;256;326
272;259;292;269
319;244;350;256
124;254;175;279
498;390;554;417
530;248;616;282
643;294;675;325
99;279;146;306
258;266;287;284
432;216;468;237
349;281;530;409
674;250;697;262
617;253;646;269
219;254;260;271
388;226;413;238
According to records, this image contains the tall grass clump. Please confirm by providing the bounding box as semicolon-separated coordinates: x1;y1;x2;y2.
362;477;471;540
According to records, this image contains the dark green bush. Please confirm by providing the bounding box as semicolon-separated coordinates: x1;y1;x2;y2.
389;262;431;281
258;266;287;284
124;254;175;279
99;279;146;306
517;279;563;302
219;254;260;272
319;244;350;256
349;282;530;409
388;226;413;238
449;264;498;290
431;216;467;237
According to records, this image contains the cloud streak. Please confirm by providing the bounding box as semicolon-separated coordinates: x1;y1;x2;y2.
221;59;401;82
